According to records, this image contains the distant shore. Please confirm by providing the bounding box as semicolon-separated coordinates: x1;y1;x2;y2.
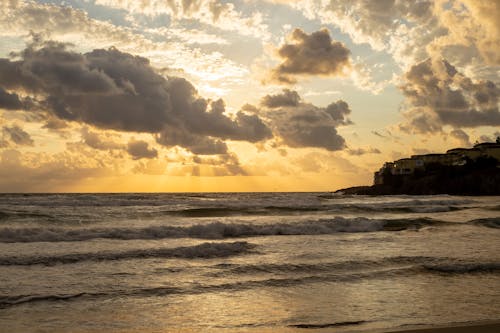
336;164;500;195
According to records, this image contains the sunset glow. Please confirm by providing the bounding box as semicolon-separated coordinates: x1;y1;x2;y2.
0;0;498;192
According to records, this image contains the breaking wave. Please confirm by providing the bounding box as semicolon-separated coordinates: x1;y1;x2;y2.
0;241;254;266
0;217;445;243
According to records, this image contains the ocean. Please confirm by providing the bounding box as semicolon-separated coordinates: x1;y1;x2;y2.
0;193;499;332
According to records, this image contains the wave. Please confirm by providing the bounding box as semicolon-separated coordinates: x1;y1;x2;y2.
423;263;500;273
0;210;57;221
0;217;445;243
211;256;431;275
0;293;89;308
163;206;320;217
2;257;498;309
212;256;500;277
0;196;477;224
0;266;418;308
149;202;470;217
470;217;500;229
0;241;254;266
289;321;366;329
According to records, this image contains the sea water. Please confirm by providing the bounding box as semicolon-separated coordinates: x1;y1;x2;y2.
0;193;499;332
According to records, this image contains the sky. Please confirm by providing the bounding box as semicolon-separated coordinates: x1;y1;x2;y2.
0;0;499;192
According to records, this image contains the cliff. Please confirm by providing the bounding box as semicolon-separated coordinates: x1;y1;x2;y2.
337;157;500;195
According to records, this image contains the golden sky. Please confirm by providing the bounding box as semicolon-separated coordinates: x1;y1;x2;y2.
0;0;499;192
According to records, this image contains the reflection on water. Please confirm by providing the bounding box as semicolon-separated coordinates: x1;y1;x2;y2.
0;193;499;332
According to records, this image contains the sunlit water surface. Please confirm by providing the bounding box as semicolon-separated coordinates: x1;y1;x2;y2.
0;193;499;332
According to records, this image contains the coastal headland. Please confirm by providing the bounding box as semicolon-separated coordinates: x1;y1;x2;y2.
337;140;500;195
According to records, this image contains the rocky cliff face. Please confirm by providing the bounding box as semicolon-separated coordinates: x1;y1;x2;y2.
337;157;500;195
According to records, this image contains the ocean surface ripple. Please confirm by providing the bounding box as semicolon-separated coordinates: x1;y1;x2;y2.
0;193;499;333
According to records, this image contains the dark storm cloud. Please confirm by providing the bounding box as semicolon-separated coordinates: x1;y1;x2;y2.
127;139;158;159
2;125;34;146
0;88;25;110
256;90;353;151
269;28;351;84
400;58;500;133
0;41;272;154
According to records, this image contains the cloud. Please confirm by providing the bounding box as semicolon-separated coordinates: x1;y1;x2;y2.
463;0;500;65
0;40;272;154
127;139;158;159
145;27;229;45
278;0;497;72
252;90;353;151
478;131;500;143
156;127;228;155
132;159;167;175
346;147;381;156
449;128;471;147
371;130;387;138
320;0;433;50
431;0;500;66
268;28;351;84
0;149;110;192
81;128;124;150
412;148;432;155
303;90;340;97
2;125;34;146
323;100;353;126
191;153;246;176
293;151;366;175
261;89;300;108
0;1;250;89
95;0;270;40
0;87;26;110
399;58;500;133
